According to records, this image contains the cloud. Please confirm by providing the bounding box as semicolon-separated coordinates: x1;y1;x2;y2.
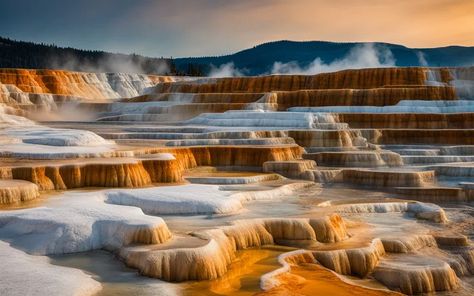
271;43;396;75
208;62;244;77
416;51;429;67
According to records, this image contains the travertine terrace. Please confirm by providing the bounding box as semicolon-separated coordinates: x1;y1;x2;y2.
1;67;474;295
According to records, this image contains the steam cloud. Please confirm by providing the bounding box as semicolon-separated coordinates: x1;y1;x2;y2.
208;62;243;78
48;53;170;74
270;43;396;75
28;102;97;122
416;51;429;67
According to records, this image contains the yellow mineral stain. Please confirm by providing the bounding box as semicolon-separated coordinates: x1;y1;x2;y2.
183;246;291;296
258;263;402;296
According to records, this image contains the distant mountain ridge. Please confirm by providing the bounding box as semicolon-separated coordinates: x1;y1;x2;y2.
174;40;474;75
1;37;473;76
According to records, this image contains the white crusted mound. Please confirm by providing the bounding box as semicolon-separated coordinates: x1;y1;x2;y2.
334;201;447;223
0;143;119;159
107;184;242;215
185;111;341;129
106;183;310;215
6;127;112;146
0;129;116;158
0;105;117;158
0;192;171;255
0;241;101;296
103;73;158;98
185;173;282;185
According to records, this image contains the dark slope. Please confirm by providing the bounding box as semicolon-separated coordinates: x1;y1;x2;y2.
174;41;474;75
0;37;173;74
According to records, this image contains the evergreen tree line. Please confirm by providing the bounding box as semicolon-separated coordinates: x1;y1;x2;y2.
0;36;206;76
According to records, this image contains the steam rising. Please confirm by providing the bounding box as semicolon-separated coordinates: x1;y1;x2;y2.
206;44;397;77
271;43;396;75
48;53;170;74
28;102;97;122
417;51;429;67
208;62;243;78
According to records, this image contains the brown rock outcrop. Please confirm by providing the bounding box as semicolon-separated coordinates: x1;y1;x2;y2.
146;145;304;169
153;68;443;93
7;158;182;190
273;86;455;109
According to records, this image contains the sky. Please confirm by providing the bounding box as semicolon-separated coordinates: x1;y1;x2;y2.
0;0;473;58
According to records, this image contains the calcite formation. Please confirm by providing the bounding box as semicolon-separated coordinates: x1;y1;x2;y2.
0;192;172;254
6;157;180;190
120;214;349;281
0;68;175;99
105;182;312;215
374;256;459;294
0;180;39;204
0;66;473;295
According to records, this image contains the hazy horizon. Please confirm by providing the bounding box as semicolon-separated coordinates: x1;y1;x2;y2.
1;0;473;57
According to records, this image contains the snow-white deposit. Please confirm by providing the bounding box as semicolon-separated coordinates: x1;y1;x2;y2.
0;241;101;296
0;126;116;159
6;127;112;146
106;183;310;215
0;143;120;159
0;192;169;255
185;111;341;129
103;73;158;98
0;104;117;158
